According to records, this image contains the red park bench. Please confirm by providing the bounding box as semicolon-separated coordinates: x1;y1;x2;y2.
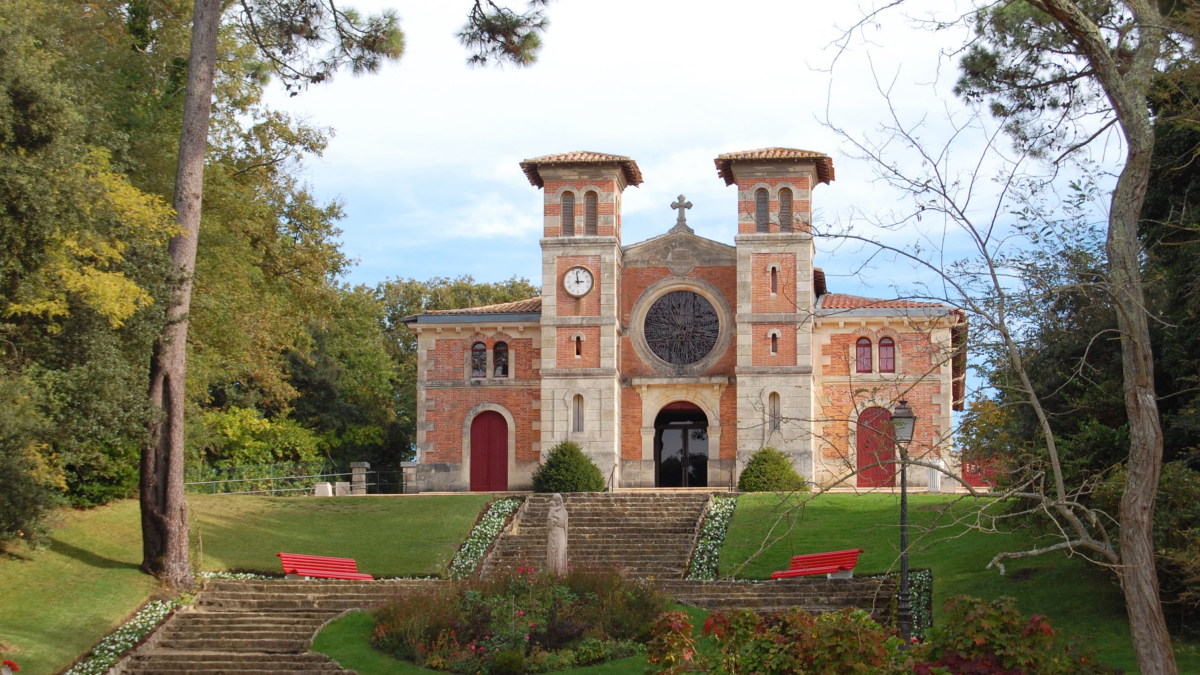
277;552;373;580
770;548;864;580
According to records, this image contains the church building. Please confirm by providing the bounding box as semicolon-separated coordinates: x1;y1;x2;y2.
402;149;967;492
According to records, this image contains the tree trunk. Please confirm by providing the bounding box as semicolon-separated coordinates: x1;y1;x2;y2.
1034;2;1175;669
1109;130;1175;675
141;0;221;589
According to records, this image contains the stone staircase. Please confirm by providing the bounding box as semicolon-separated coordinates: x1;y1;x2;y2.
115;579;444;674
477;491;715;578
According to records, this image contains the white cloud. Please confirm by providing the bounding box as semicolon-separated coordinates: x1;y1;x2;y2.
257;0;1112;304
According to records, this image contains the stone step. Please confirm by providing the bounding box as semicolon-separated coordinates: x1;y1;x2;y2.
154;637;312;652
122;649;347;674
160;627;314;641
169;614;331;628
196;599;375;612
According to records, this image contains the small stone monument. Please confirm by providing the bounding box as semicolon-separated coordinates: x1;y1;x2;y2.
546;493;569;574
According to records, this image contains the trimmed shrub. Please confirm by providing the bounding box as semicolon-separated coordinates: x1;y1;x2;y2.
737;446;807;492
531;440;604;493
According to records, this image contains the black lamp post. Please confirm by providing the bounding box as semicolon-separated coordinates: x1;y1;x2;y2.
891;399;917;644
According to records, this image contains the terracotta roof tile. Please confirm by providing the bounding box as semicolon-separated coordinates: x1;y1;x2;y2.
714;147;835;186
425;297;543;316
818;293;946;309
520;152;644;188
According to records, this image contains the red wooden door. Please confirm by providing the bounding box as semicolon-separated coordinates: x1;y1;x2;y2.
856;407;896;488
470;411;508;491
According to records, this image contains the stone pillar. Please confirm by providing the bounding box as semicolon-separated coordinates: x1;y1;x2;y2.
314;482;333;497
351;462;370;495
400;461;417;494
334;481;350;496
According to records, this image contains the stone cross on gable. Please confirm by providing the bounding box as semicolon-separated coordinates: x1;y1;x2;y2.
670;194;694;234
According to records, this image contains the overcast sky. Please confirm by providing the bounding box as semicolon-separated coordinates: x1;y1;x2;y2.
262;0;1002;300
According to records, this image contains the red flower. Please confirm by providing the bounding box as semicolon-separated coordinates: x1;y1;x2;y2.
3;660;19;672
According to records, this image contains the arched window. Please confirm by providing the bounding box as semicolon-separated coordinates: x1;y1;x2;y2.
856;337;873;373
471;342;488;377
584;191;598;235
754;188;769;232
770;266;778;294
878;337;895;373
574;335;583;357
572;394;584;433
493;341;509;378
778;188;793;232
770;332;779;355
561;192;576;236
768;392;781;432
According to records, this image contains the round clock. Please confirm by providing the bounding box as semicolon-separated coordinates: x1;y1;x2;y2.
563;266;594;297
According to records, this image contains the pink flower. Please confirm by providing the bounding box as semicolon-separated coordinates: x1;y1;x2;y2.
518;610;525;616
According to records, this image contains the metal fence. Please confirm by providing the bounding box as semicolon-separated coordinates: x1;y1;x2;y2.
184;461;407;495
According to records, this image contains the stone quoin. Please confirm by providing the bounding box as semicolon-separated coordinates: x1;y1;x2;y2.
402;148;968;492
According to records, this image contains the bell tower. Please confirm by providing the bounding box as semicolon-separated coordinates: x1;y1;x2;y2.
520;152;643;481
715;148;835;481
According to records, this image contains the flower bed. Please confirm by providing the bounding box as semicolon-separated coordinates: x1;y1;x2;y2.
448;497;522;578
63;599;181;675
373;566;665;673
687;495;737;580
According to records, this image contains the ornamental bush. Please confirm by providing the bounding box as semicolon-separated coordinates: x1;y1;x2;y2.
531;440;604;493
737;446;807;492
909;595;1114;674
646;597;1112;675
373;567;663;673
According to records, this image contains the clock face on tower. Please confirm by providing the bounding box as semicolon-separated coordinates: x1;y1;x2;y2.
563;266;594;297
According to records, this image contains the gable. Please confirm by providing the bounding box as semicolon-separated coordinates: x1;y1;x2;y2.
622;230;736;270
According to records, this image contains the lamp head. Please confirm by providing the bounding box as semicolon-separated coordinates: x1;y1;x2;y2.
892;400;916;448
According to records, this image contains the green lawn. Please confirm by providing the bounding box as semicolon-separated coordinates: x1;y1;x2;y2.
0;494;491;673
720;492;1200;673
189;493;492;577
0;500;161;675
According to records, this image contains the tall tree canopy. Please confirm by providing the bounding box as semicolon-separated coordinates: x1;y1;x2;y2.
952;1;1198;670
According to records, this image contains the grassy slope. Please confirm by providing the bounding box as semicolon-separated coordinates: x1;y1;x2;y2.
720;492;1200;673
189;494;492;577
0;494;491;673
0;500;160;675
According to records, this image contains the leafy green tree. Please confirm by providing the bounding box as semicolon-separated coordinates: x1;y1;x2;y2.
0;2;177;518
0;376;60;550
287;286;401;472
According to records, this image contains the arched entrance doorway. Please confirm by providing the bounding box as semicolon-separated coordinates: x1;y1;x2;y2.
856;406;896;488
654;402;708;488
470;411;508;491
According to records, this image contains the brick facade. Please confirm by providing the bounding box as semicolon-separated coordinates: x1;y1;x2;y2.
404;149;965;492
